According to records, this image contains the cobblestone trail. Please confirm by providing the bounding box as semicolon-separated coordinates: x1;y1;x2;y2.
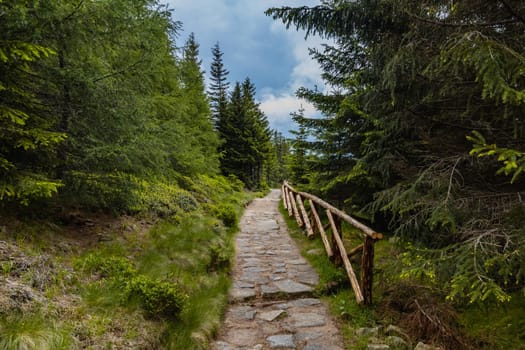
211;189;344;350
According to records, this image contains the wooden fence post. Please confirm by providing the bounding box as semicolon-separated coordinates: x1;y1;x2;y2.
289;190;303;227
309;200;333;258
296;194;314;237
326;210;342;266
282;181;380;305
282;184;288;210
361;236;374;305
327;210;364;304
286;189;293;217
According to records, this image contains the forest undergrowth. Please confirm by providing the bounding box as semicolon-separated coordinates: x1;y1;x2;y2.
0;175;259;350
280;201;525;350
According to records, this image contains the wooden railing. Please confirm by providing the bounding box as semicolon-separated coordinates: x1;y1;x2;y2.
281;181;383;305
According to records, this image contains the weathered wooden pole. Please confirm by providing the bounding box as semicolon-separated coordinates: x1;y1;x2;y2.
289;191;303;227
361;236;375;305
281;184;288;210
286;189;293;217
326;210;343;266
296;194;314;237
309;199;333;258
327;210;364;304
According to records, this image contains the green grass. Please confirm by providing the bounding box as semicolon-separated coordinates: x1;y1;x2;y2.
458;293;525;349
0;175;257;349
70;177;256;349
0;312;73;350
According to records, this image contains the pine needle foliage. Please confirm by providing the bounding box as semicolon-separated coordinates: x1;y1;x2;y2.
267;0;525;306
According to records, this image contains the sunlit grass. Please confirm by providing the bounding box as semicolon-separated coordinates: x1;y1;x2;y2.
0;313;73;350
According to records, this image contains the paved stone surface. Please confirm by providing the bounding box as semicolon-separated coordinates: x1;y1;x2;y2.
211;189;344;350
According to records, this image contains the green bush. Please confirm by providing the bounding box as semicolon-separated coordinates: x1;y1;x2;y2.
76;254;136;278
124;275;187;319
208;240;231;272
77;254;186;319
62;171;140;213
211;204;238;228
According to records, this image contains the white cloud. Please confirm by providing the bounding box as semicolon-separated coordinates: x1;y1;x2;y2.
259;92;318;133
168;0;327;135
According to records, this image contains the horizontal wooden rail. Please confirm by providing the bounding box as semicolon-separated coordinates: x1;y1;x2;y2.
281;181;382;305
285;182;382;240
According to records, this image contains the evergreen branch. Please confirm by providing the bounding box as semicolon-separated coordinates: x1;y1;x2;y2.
92;58;144;83
407;12;517;28
62;1;85;22
444;157;461;204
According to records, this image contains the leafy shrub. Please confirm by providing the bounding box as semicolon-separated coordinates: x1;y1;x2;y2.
133;179;198;216
62;171;140;212
210;204;238;228
124;275;187;319
207;240;231;272
77;254;186;319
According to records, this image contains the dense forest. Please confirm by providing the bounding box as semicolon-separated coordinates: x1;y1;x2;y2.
2;0;525;348
0;0;287;348
0;0;289;214
267;0;525;309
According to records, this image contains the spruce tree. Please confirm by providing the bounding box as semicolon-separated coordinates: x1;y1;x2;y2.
178;33;220;174
217;78;271;189
267;0;525;305
208;42;230;128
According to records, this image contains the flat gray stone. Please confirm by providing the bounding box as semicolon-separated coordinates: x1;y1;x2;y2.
297;272;320;286
234;281;255;288
306;248;324;256
257;220;279;231
267;334;295;348
229;328;260;347
230;305;256;321
386;336;408;349
356;327;380;337
385;325;409;340
290;312;326;327
240;271;264;283
230;288;256;302
288;259;307;265
244;267;270;273
258;310;286;322
290;298;321;307
261;284;281;298
274;279;313;294
295;331;323;342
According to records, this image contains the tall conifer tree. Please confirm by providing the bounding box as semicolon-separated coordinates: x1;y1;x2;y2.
208;42;230;128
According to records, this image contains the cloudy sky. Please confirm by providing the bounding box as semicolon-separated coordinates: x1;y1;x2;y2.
166;0;325;136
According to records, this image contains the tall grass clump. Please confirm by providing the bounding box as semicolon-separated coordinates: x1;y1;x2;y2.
0;313;73;350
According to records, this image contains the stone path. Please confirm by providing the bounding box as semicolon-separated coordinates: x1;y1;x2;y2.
211;189;344;350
